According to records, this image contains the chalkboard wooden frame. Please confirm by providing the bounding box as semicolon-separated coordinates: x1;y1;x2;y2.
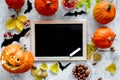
31;20;86;61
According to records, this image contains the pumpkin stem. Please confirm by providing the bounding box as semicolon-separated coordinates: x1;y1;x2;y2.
108;34;116;41
107;4;111;11
46;1;51;6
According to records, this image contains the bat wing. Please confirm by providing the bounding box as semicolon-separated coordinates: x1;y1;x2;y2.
63;63;71;69
78;10;87;15
58;61;71;71
64;12;74;16
1;28;30;48
24;0;33;14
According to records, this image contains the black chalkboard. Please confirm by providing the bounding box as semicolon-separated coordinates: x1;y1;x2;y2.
31;20;86;60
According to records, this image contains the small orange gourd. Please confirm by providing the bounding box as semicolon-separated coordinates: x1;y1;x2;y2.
34;0;59;16
93;1;116;24
93;27;115;48
1;44;34;73
5;0;25;9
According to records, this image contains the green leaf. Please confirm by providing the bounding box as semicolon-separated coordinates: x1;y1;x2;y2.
75;0;85;9
96;0;100;3
86;0;92;12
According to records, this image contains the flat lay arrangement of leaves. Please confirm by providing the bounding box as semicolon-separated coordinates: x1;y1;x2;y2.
0;0;119;80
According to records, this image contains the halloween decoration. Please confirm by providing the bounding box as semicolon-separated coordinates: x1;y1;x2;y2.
93;27;115;48
1;44;34;73
58;61;71;71
34;0;59;16
1;28;30;48
5;0;25;9
93;1;116;24
24;0;33;14
64;10;87;16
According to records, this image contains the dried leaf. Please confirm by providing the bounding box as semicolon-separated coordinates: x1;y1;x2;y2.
39;62;48;71
98;77;102;80
17;15;27;23
50;62;59;74
75;0;85;9
31;68;42;80
106;63;116;74
31;68;39;77
93;53;101;62
6;18;16;30
87;43;97;60
15;20;24;32
86;0;92;12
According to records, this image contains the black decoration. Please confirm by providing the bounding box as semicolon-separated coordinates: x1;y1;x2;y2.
1;28;30;48
64;10;87;17
58;61;71;71
24;0;32;14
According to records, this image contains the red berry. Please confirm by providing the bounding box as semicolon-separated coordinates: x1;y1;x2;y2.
27;20;30;22
68;3;74;8
7;32;13;37
3;33;7;38
24;22;29;26
64;2;69;7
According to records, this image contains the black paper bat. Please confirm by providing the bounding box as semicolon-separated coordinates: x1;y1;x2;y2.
58;61;71;71
64;10;87;17
24;0;32;14
1;28;30;48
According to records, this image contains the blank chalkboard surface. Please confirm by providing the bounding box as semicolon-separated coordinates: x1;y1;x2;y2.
31;20;86;61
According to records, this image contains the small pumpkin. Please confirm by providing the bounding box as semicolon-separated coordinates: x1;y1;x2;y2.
5;0;25;9
93;1;116;24
1;44;34;73
34;0;59;16
93;27;115;48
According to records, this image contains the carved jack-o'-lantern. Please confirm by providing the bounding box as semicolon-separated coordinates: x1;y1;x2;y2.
1;44;34;73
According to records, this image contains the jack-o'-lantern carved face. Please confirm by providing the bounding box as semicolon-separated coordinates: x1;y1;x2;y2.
1;44;34;73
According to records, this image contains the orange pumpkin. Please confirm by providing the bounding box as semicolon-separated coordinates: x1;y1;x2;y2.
34;0;59;16
93;27;115;48
5;0;25;9
1;44;34;73
93;1;116;24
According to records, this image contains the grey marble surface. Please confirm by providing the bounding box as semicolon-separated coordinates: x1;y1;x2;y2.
0;0;120;80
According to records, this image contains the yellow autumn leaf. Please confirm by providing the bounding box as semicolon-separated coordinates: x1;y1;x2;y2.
15;20;24;32
17;15;27;23
50;62;59;74
39;62;48;71
106;63;116;74
87;44;97;60
31;68;42;80
6;18;16;30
